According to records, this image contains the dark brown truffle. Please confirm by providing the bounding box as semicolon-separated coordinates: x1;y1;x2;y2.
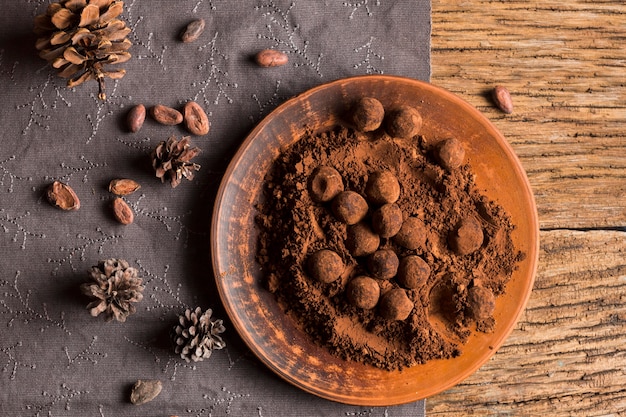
385;105;423;138
379;288;413;321
393;217;427;250
367;249;399;280
331;191;369;225
436;138;466;170
396;255;430;289
346;276;380;309
345;222;380;257
351;97;385;132
466;286;496;320
365;171;401;205
307;249;344;284
449;217;484;255
371;203;403;238
308;166;344;202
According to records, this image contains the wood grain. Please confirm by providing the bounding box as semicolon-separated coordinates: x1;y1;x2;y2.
428;0;626;415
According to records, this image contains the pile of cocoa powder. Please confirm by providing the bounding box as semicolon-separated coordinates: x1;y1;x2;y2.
255;99;523;371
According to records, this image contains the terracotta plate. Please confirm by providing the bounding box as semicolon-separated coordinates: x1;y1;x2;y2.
211;75;539;406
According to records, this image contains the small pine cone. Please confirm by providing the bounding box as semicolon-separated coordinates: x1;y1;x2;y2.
151;135;201;188
34;0;132;100
172;307;226;362
80;258;144;322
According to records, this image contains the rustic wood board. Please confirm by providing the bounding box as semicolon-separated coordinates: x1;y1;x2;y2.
428;0;626;415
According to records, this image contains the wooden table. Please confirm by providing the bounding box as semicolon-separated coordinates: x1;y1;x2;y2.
428;1;626;415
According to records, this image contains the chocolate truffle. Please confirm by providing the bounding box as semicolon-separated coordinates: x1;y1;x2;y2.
346;276;380;309
346;222;380;257
385;105;423;138
307;249;344;284
466;286;496;320
397;255;430;289
351;97;385;132
379;288;414;321
308;166;344;202
436;138;466;170
365;171;401;205
393;217;427;250
449;217;484;255
371;203;403;238
367;249;399;280
331;191;369;225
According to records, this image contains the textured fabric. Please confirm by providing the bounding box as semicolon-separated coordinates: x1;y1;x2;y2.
0;0;430;415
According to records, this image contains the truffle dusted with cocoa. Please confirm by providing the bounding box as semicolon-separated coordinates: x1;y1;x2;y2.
371;203;403;238
365;171;401;205
331;190;369;225
308;166;344;202
346;276;380;309
436;137;466;170
449;217;484;255
379;288;414;321
393;217;427;251
385;105;423;138
466;286;496;320
351;97;385;132
367;249;400;280
346;222;380;257
307;249;344;284
397;255;431;289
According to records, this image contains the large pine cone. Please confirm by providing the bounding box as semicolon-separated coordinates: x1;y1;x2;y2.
34;0;132;100
172;307;226;362
81;258;144;322
152;136;201;188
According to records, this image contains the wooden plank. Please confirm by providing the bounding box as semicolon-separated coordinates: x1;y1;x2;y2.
427;230;626;416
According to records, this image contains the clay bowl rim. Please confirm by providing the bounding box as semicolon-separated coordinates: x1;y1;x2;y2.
211;74;539;406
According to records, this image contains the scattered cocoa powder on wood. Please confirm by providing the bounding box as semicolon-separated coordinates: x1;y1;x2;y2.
255;110;523;370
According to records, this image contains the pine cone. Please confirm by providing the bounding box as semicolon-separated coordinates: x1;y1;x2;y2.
34;0;132;100
172;307;226;362
152;136;201;188
81;258;144;322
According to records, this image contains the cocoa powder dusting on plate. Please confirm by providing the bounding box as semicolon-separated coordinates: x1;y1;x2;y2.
255;125;523;371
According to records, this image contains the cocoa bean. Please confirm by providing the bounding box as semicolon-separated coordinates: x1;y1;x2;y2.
183;101;210;136
492;85;514;114
150;105;183;125
108;179;141;196
254;49;288;67
180;18;205;43
46;181;80;211
126;104;146;132
130;379;162;405
112;197;134;225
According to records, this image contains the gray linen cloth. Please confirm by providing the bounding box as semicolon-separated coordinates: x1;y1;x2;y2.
0;0;430;415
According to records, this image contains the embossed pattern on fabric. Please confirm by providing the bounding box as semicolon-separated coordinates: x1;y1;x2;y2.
0;1;430;415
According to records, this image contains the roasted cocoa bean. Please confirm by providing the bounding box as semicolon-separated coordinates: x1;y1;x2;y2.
180;18;205;43
126;104;146;132
254;49;288;67
150;105;183;125
46;181;80;211
108;179;141;196
183;101;210;135
492;85;514;114
130;379;162;405
112;197;134;225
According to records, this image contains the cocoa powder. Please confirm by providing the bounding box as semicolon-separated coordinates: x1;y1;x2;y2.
255;124;523;370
